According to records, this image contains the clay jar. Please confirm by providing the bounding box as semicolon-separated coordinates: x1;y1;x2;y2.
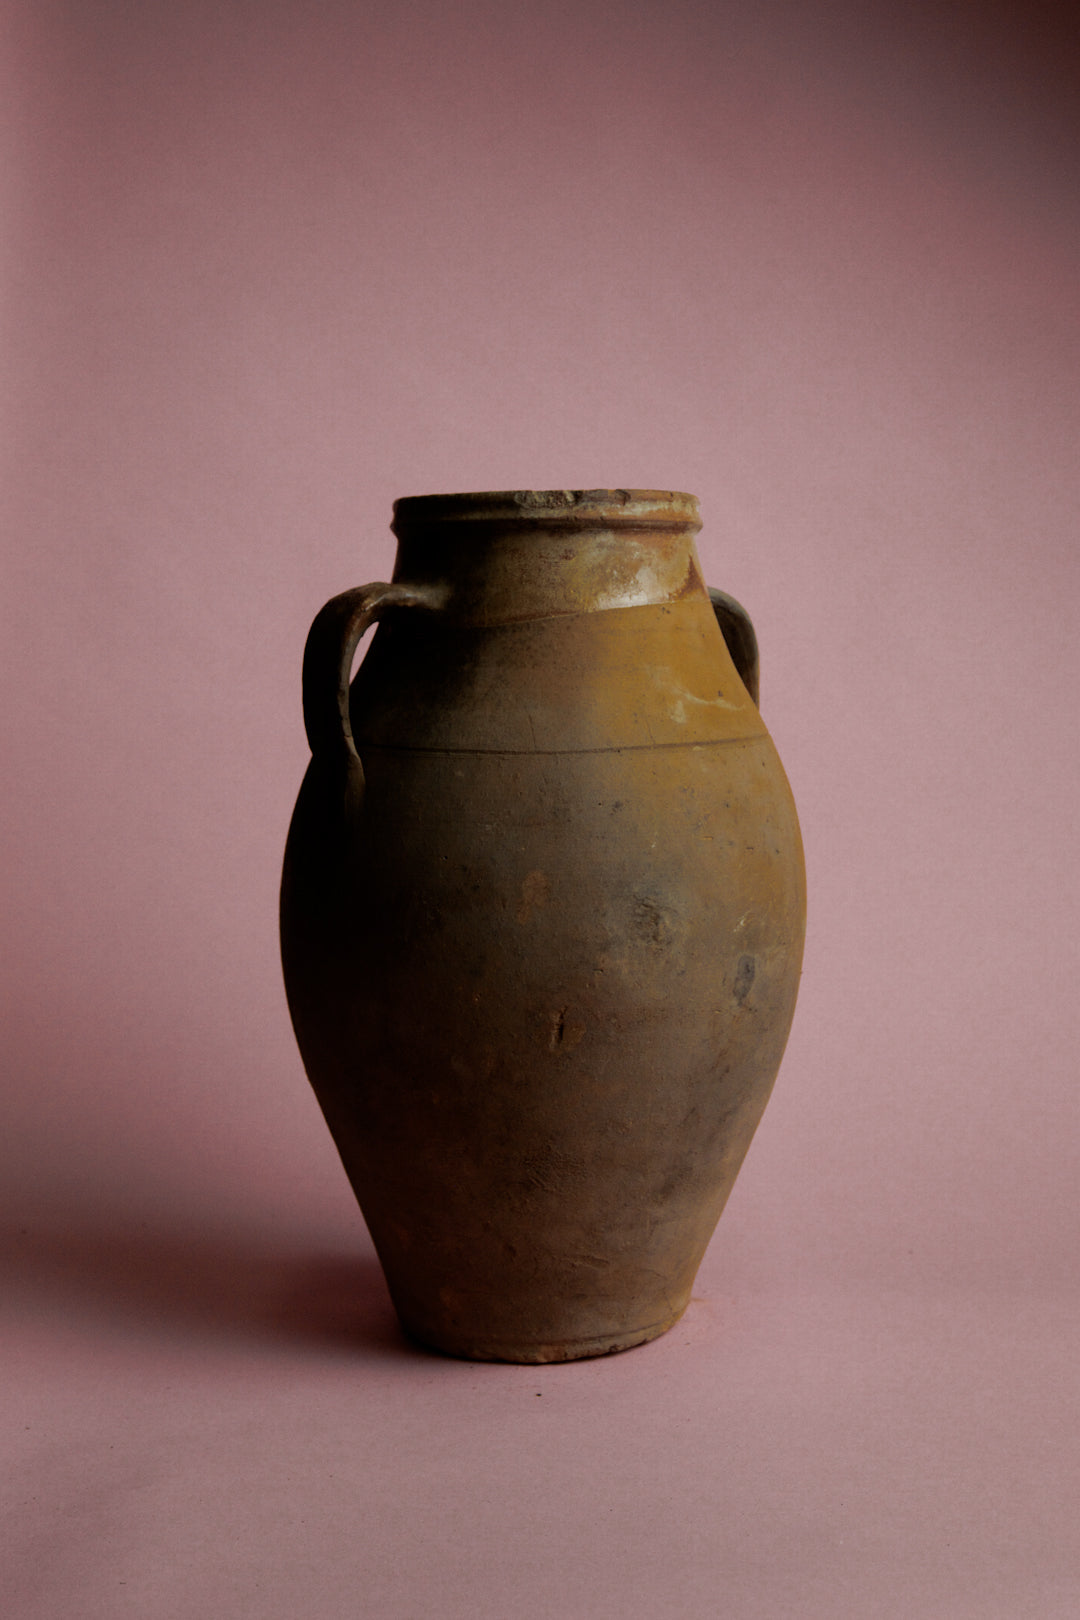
281;490;805;1362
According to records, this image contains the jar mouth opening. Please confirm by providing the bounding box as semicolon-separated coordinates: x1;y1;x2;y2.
391;489;701;533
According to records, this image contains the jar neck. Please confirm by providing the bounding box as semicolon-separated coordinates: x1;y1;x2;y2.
389;490;706;626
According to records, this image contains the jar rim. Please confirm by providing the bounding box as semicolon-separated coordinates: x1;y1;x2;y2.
391;489;701;532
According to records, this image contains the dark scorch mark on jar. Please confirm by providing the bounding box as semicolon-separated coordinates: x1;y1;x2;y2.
733;954;756;1005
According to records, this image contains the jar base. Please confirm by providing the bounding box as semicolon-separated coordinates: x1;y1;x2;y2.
399;1308;687;1364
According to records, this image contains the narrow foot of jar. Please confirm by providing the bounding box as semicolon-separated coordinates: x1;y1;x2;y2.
399;1308;686;1364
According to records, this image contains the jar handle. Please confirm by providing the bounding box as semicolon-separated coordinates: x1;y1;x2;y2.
302;580;442;767
708;587;760;707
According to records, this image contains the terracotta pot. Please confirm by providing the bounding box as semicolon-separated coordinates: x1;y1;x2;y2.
281;490;805;1362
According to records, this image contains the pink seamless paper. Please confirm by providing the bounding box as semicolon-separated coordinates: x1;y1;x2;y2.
3;1;1079;1615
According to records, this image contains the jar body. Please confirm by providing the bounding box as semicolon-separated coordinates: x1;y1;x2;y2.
281;492;805;1361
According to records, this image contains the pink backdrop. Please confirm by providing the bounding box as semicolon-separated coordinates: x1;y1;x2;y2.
4;1;1078;1614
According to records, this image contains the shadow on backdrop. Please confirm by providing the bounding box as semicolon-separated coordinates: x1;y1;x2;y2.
0;1210;421;1361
